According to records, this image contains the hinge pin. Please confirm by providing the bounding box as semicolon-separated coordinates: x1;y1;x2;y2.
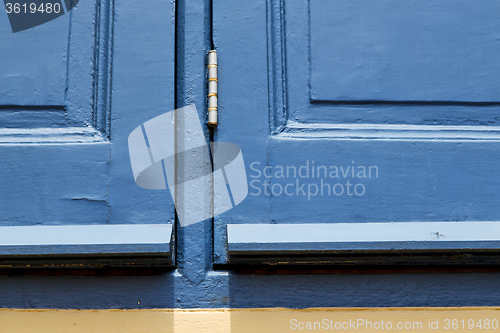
208;50;218;127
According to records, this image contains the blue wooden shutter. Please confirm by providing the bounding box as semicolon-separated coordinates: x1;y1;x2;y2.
0;0;175;267
213;0;500;265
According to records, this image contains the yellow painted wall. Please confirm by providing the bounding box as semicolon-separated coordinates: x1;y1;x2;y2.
2;307;500;333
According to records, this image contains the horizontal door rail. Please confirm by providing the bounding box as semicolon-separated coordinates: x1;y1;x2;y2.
0;224;173;268
227;222;500;266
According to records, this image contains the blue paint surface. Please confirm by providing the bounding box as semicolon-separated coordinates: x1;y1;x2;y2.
0;15;68;105
1;0;500;310
214;0;500;259
310;0;500;102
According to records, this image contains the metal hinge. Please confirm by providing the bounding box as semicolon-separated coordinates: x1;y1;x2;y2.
208;50;218;127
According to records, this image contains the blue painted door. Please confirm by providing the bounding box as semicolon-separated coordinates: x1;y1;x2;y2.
0;1;175;229
213;0;500;263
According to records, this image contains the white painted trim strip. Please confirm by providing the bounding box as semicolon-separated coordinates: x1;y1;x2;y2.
0;224;172;246
0;127;107;144
281;122;500;141
228;222;500;244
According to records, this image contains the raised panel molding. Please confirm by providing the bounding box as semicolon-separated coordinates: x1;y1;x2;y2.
268;0;500;134
0;0;114;137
